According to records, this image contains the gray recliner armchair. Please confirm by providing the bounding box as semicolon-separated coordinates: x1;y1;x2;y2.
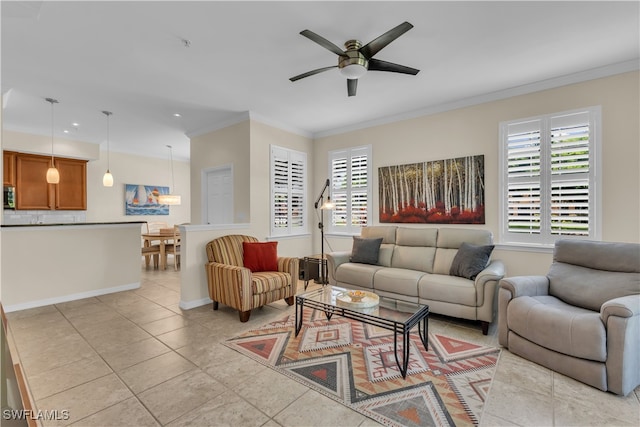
498;239;640;396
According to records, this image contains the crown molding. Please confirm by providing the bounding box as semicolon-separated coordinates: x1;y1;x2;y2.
313;59;640;139
185;111;251;138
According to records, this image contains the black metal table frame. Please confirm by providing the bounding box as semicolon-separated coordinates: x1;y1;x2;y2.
295;291;429;378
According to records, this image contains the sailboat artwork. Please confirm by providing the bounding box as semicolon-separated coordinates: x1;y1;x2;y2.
125;184;170;215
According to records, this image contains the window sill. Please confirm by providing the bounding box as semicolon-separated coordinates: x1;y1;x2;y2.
325;232;359;238
495;243;554;254
266;233;311;241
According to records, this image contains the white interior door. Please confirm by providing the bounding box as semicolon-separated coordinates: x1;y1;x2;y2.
204;166;233;224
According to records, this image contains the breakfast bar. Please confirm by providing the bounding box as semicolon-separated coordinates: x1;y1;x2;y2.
1;222;144;312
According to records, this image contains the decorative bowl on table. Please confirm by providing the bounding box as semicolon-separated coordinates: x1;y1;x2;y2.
348;290;366;302
336;290;380;309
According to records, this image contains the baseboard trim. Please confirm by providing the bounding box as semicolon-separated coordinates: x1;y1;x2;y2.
3;282;141;313
179;297;212;310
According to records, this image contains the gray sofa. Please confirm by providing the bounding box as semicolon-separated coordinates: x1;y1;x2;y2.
499;239;640;396
326;226;505;334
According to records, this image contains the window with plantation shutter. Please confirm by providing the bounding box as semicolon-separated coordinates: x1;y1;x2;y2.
499;107;601;247
327;145;372;234
270;145;307;236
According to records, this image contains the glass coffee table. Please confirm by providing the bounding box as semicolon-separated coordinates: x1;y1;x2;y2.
295;285;429;378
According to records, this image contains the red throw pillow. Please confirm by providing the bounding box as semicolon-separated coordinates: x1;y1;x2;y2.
242;241;278;272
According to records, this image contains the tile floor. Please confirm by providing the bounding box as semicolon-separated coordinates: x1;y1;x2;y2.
5;264;640;427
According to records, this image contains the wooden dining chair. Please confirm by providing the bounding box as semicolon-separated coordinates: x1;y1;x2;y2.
147;221;169;233
164;225;181;270
141;222;160;268
141;242;161;269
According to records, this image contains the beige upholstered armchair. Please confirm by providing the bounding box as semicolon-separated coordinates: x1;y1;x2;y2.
499;239;640;396
205;235;298;322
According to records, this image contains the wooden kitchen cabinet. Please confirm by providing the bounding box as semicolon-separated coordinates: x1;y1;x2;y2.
15;154;54;210
3;151;16;186
13;153;87;210
54;157;87;210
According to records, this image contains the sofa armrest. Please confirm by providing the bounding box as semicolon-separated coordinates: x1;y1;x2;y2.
498;275;550;347
601;295;640;323
277;257;300;286
205;262;252;310
499;275;550;298
473;260;505;324
278;257;300;283
326;251;351;285
600;295;640;395
475;260;505;287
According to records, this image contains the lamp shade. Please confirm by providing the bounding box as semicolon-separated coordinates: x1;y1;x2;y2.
158;194;181;205
102;171;114;187
320;199;335;210
46;166;60;184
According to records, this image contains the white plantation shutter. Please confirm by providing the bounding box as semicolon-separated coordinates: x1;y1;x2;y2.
270;146;307;236
505;120;542;236
500;107;600;246
328;145;372;234
549;112;591;236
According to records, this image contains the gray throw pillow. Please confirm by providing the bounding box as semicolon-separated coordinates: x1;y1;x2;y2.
450;242;495;280
350;237;383;265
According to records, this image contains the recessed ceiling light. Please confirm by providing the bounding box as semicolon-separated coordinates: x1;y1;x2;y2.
173;113;181;117
72;122;79;127
63;129;69;134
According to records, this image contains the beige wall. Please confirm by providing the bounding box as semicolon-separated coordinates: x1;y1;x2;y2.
190;121;251;225
86;150;190;225
313;71;640;277
180;120;314;307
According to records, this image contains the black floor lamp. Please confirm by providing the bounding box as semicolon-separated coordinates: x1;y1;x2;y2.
315;178;335;284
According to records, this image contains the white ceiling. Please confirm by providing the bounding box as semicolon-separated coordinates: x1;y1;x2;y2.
2;1;639;162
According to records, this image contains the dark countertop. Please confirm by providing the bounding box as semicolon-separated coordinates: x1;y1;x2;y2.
1;221;146;228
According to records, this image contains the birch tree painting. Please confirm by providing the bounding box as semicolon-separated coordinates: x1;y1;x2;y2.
379;155;485;224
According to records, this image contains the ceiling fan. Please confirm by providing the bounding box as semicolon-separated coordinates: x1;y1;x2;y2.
289;21;420;97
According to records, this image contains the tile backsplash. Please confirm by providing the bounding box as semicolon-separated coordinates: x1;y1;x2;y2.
3;210;87;225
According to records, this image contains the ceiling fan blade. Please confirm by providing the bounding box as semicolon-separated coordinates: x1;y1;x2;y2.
347;79;358;97
290;66;338;82
368;59;420;75
300;30;347;57
359;21;414;59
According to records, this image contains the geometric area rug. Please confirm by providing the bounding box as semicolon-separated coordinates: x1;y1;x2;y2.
224;309;501;427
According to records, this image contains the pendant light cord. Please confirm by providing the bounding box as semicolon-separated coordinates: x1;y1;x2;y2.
46;98;58;166
103;111;112;171
167;144;175;191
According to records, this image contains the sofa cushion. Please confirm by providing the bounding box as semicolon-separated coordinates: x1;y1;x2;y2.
554;239;640;273
396;227;438;247
391;246;436;273
418;274;477;306
507;295;606;362
361;225;397;244
251;271;290;294
373;268;423;297
548;263;640;312
335;263;383;289
378;244;394;267
433;248;457;275
449;242;494;280
437;228;492;248
350;237;383;265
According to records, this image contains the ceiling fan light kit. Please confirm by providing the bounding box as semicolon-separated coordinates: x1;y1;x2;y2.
290;21;419;96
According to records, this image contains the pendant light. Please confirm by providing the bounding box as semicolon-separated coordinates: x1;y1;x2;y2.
102;110;114;187
45;98;60;184
158;144;181;205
